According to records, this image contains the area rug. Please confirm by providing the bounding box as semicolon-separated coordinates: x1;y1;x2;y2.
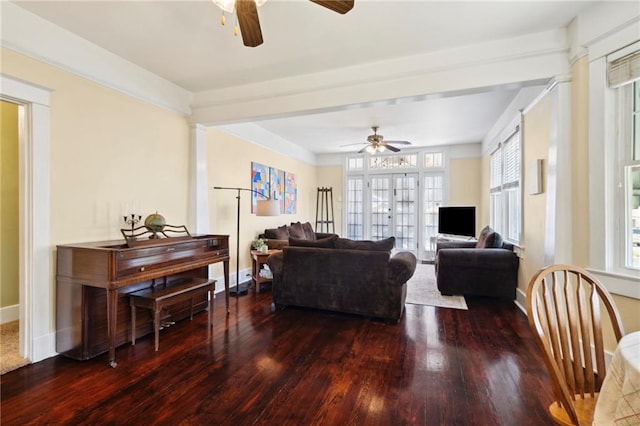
1;321;30;375
406;264;468;310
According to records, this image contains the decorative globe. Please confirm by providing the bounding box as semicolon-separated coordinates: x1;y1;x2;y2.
144;212;166;232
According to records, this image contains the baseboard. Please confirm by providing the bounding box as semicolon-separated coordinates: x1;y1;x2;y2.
31;332;57;363
211;267;252;295
514;288;527;315
0;304;19;324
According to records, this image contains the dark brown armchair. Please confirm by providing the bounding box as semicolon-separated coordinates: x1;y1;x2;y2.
435;226;519;299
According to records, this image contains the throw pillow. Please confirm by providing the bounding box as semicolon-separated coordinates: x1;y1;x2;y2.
301;222;316;240
288;222;307;239
475;226;504;248
334;236;396;252
265;225;290;240
475;226;492;248
264;228;278;239
488;231;504;248
289;235;337;248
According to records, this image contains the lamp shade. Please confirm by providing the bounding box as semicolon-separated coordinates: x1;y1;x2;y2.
256;199;280;216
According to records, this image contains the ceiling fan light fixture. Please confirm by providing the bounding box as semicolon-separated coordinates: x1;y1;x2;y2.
365;145;376;154
213;0;236;14
213;0;268;14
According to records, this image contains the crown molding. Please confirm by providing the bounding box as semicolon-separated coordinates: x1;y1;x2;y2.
574;2;640;60
1;2;193;116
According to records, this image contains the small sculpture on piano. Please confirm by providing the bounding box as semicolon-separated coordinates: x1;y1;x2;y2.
121;212;191;247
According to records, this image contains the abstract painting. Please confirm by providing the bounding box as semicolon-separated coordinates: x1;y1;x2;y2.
284;172;297;214
251;162;270;213
270;167;285;212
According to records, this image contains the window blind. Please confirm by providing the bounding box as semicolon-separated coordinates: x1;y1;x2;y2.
608;50;640;88
503;132;521;189
490;148;502;192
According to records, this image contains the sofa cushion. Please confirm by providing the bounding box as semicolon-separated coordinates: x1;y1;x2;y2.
289;235;337;248
301;222;316;240
265;225;290;240
334;236;396;252
288;222;307;239
475;226;504;249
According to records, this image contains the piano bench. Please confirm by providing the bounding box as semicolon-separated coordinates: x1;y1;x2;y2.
129;278;216;351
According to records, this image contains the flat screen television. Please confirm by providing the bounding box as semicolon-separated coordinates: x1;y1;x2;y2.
438;206;476;238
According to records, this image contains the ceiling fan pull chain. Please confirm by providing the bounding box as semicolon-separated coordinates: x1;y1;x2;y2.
220;10;226;26
233;14;239;36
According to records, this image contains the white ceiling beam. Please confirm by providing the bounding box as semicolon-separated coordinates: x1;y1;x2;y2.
191;29;569;125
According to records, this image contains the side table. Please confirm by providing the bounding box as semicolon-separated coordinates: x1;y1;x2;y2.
251;249;280;293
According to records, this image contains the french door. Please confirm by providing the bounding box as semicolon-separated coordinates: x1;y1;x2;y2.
370;174;418;252
422;173;444;260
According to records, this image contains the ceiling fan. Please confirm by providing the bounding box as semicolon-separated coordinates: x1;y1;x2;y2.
214;0;355;47
342;126;412;154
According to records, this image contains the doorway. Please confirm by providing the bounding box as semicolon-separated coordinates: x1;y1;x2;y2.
370;173;419;252
1;74;54;363
1;100;20;322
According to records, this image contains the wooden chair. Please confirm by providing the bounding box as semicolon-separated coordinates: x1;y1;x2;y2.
526;264;625;426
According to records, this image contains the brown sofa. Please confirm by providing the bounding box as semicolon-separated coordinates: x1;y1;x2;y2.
435;226;519;299
267;236;417;323
259;221;337;250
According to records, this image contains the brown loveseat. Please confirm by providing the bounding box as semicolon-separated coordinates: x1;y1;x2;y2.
259;221;337;250
435;226;519;299
267;236;417;323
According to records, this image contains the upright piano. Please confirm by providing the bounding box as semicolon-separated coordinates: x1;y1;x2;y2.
56;234;229;367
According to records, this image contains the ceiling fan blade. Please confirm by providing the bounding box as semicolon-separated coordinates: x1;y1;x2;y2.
340;142;367;147
383;144;401;153
357;145;369;154
383;140;412;145
236;0;263;47
309;0;354;14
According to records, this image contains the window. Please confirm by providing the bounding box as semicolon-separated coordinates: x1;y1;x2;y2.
489;126;521;244
587;28;639;293
630;82;640;268
608;47;640;271
347;157;363;171
344;150;447;260
345;176;364;240
369;153;417;170
424;152;443;168
622;81;640;269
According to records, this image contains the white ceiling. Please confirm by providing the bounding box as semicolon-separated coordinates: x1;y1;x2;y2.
11;0;597;155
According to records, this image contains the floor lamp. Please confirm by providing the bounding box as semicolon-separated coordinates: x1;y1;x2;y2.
213;186;280;296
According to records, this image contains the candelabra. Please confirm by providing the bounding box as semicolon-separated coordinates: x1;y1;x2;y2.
123;214;142;233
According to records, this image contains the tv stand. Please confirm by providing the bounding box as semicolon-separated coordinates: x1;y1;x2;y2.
437;234;477;242
425;233;477;264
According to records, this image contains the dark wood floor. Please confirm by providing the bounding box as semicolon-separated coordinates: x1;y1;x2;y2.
1;290;556;425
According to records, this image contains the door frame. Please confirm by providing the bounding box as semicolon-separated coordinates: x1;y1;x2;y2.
420;170;447;261
1;74;55;362
368;173;419;253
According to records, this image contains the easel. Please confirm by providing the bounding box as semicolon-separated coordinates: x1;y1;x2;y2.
315;187;335;233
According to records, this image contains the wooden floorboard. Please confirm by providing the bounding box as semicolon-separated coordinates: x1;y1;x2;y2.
1;291;556;425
